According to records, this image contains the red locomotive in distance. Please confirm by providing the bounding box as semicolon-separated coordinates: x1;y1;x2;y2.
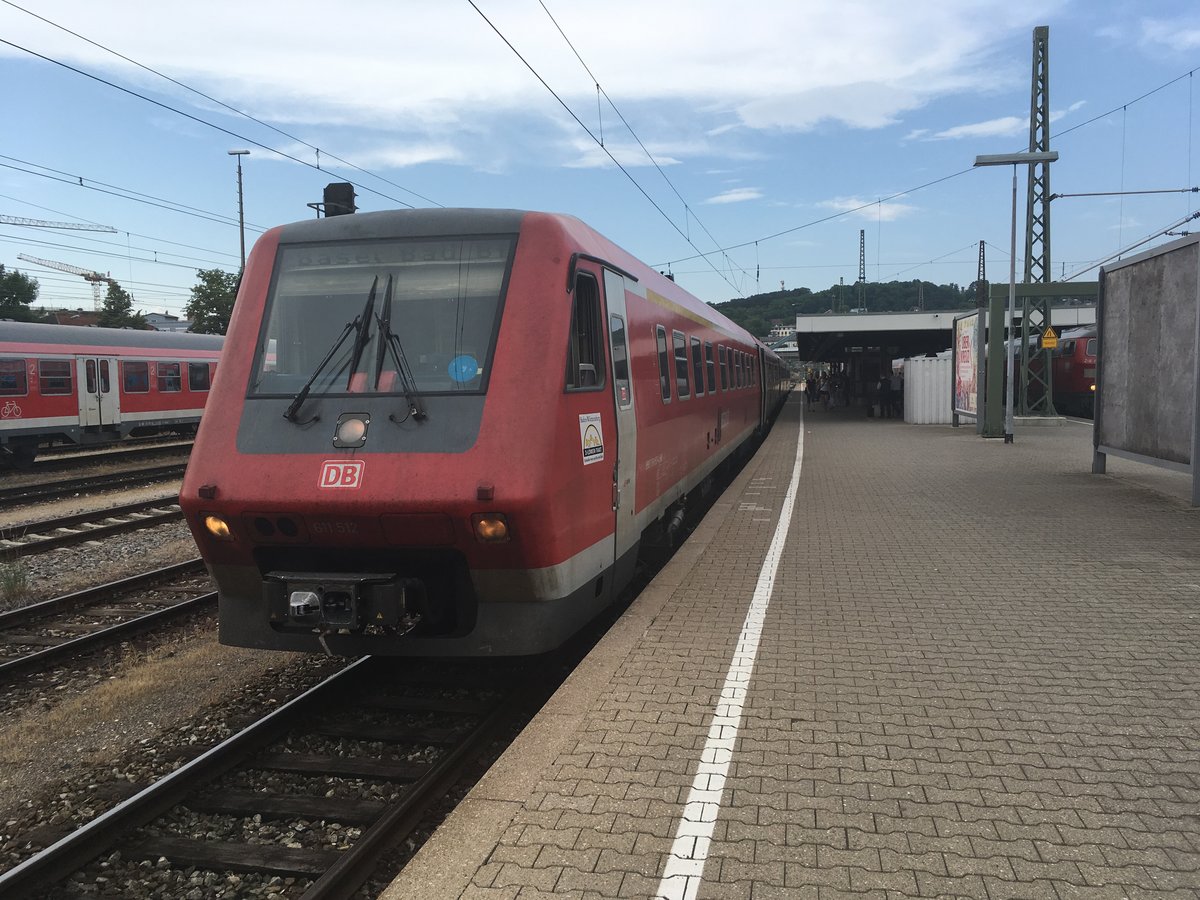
0;321;223;467
181;208;788;657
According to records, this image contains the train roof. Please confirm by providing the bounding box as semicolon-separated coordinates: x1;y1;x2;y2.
0;320;224;351
267;208;777;359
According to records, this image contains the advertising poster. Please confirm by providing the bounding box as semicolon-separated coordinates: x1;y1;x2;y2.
954;313;978;416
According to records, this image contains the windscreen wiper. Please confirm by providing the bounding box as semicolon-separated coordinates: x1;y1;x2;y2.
373;275;427;422
282;280;377;423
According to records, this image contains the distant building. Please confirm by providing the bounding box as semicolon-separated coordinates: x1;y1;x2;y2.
144;311;192;332
768;324;796;339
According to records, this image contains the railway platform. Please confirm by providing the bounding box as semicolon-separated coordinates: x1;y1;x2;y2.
382;396;1200;900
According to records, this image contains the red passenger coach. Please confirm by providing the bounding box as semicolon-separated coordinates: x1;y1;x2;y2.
0;322;223;467
181;209;788;657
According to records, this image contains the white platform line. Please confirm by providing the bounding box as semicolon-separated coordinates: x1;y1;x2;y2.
655;420;806;900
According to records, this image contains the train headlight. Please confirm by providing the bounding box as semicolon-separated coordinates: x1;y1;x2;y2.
472;513;510;543
334;414;370;448
203;515;234;542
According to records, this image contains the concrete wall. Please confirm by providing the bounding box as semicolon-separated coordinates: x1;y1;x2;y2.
1097;237;1199;466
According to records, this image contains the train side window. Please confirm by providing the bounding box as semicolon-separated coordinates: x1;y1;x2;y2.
1085;338;1097;356
690;336;704;397
39;360;73;396
123;361;150;393
656;326;671;402
0;359;27;396
673;330;690;399
157;362;182;393
565;273;605;391
609;315;632;409
99;360;111;393
718;346;728;391
704;342;716;394
188;362;212;392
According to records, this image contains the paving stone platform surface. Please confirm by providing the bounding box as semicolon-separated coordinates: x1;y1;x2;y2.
382;398;1200;899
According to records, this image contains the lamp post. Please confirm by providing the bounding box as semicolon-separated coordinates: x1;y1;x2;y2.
228;149;250;270
972;150;1058;443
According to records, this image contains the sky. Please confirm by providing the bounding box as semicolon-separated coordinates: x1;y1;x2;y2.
0;0;1198;317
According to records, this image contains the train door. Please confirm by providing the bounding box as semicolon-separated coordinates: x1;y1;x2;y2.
76;356;120;428
603;269;639;581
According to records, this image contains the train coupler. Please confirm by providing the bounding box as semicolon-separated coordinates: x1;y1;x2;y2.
266;571;424;634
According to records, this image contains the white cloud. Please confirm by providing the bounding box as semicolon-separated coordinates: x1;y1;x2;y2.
704;188;762;204
923;100;1087;141
0;0;1065;163
1137;17;1200;52
818;197;916;221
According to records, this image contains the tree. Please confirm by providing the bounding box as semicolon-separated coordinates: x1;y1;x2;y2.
185;268;239;334
0;265;39;321
97;280;146;329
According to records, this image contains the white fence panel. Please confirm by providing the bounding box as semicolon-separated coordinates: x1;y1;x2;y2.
904;356;952;425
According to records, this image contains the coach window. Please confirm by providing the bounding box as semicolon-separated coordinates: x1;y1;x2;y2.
704;342;716;394
672;330;690;399
39;360;72;396
565;273;605;391
718;346;728;390
610;315;632;409
656;326;671;402
188;362;212;392
0;359;27;396
690;336;704;396
99;360;111;393
157;362;182;393
123;361;150;393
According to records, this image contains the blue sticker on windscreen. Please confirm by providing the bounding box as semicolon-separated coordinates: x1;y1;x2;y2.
448;355;479;382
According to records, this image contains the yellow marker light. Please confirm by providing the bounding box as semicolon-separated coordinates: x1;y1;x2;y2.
472;513;510;543
204;515;234;541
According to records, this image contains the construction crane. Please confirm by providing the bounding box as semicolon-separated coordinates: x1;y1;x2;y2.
0;215;116;233
16;253;117;312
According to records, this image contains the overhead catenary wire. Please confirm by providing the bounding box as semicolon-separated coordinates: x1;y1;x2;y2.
536;0;754;288
658;63;1200;273
468;0;744;296
0;36;434;212
0;0;441;209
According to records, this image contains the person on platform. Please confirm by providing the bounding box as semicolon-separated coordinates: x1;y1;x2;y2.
877;371;891;418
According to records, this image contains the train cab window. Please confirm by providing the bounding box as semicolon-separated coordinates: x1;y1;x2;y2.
610;315;632;409
249;235;515;398
1086;338;1097;357
188;362;212;392
157;362;182;392
718;346;728;391
123;361;150;393
673;330;690;399
0;359;27;396
704;342;716;394
656;326;671;402
38;360;72;396
690;337;704;396
566;273;605;391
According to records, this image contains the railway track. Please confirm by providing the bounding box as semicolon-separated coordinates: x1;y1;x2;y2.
0;559;213;682
0;657;535;899
0;497;185;557
0;464;188;507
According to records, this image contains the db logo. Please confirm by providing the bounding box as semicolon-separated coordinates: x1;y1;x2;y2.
319;460;365;489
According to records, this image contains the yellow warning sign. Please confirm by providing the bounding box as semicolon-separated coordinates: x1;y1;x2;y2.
1041;326;1058;350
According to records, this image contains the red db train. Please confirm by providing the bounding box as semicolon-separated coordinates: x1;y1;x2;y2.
1051;325;1097;417
181;209;789;657
0;321;223;467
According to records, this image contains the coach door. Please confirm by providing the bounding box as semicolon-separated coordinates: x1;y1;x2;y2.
76;357;120;428
603;269;639;582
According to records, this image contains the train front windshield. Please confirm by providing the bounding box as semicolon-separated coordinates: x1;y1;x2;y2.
250;236;515;397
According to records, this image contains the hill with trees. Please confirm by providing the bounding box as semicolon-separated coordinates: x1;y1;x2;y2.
711;280;977;339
